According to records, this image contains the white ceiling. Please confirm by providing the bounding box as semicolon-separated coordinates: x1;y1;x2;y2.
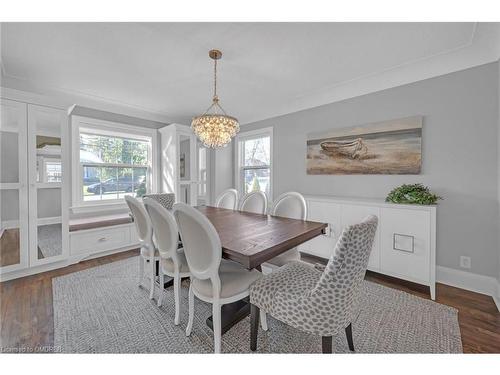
1;23;499;125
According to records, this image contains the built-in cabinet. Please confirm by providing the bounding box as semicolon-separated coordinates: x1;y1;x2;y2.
0;98;69;276
159;124;210;206
298;195;436;299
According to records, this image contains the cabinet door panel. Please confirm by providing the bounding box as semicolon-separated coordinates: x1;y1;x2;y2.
380;208;430;283
299;200;341;259
0;99;28;272
341;204;380;271
28;104;68;266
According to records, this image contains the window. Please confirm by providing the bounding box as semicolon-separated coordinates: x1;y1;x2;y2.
72;117;157;208
236;127;273;197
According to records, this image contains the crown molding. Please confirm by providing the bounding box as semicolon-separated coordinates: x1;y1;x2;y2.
2;23;499;125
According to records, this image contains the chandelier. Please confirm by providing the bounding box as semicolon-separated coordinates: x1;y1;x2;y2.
191;49;239;148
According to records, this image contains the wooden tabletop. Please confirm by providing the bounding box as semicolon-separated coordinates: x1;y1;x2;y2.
195;206;328;269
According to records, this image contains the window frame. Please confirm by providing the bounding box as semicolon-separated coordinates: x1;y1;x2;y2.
234;127;273;199
71;116;158;212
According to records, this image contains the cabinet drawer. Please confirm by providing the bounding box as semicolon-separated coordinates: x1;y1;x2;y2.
71;225;131;256
380;208;431;284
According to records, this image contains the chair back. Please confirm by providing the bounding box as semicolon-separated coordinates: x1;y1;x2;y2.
142;193;175;210
173;203;222;281
314;215;378;326
215;189;239;210
271;192;307;220
143;198;180;264
125;195;152;245
239;191;268;214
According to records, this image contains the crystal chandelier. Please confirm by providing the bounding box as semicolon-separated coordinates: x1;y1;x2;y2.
191;49;239;148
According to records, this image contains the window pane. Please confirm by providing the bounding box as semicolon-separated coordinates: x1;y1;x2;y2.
243;168;270;195
83;166;148;201
243;137;270;167
80;133;149;165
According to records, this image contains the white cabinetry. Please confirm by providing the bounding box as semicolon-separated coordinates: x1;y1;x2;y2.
298;195;436;299
159;124;210;206
0;98;69;278
70;223;137;258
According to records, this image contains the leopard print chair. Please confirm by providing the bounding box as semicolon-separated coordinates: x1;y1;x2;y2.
249;215;378;353
142;193;175;210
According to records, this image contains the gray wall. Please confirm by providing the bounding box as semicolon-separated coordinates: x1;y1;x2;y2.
240;62;499;278
210;146;234;204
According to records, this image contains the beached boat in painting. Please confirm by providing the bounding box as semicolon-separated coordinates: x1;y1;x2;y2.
307;116;422;175
320;138;368;159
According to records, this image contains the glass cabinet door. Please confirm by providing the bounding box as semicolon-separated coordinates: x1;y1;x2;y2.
178;133;198;205
0;99;28;272
28;104;68;266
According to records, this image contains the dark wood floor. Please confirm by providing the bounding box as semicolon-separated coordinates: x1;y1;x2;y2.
0;228;20;268
1;250;499;353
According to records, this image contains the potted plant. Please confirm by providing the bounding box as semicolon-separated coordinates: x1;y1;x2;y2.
385;183;442;205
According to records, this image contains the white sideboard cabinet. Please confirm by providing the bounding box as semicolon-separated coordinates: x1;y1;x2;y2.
298;195;437;300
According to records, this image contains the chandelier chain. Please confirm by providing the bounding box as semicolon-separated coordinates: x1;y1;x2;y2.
213;58;217;100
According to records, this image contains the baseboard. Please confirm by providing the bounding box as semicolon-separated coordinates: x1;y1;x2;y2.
437;266;500;312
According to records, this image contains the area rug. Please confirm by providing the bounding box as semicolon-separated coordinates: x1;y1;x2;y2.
52;257;462;353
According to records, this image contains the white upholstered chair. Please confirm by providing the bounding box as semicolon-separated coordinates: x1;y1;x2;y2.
215;189;239;210
143;198;190;325
239;191;268;214
264;192;308;268
125;195;159;300
249;215;378;353
173;202;262;353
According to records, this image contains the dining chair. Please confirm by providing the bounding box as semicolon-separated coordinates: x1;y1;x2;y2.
142;193;175;210
125;195;159;300
239;190;268;214
215;188;239;210
264;192;307;268
249;215;378;353
172;202;262;353
143;198;190;325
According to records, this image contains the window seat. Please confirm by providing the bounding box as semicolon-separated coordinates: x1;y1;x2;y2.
69;213;133;232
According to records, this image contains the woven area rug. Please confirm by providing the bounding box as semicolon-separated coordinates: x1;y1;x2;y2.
53;257;462;353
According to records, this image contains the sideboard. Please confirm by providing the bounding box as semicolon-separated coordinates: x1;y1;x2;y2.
297;195;437;300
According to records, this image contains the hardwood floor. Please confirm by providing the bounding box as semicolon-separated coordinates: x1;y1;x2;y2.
0;228;20;268
1;250;499;353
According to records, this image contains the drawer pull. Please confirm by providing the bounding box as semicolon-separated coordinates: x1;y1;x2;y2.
393;233;414;253
98;237;107;242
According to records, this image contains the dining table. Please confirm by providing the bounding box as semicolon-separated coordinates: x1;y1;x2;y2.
193;205;328;334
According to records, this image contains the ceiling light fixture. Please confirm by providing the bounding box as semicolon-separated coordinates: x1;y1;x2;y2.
191;49;239;148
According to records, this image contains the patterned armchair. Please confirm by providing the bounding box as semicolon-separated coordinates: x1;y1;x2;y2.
249;215;378;353
142;193;175;210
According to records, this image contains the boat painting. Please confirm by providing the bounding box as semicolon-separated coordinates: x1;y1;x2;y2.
307;116;422;175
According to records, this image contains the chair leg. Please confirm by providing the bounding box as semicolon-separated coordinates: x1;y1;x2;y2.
259;309;268;331
138;256;145;287
345;323;354;352
157;271;164;307
148;258;155;300
185;283;194;337
173;274;181;325
250;304;260;352
322;336;332;354
212;302;222;354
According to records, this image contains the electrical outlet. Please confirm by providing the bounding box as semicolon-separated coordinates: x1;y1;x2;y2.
460;256;471;269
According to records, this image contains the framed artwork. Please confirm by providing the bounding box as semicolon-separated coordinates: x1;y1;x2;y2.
306;116;422;175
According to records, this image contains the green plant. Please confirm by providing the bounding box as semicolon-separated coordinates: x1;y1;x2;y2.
251;176;261;192
385;183;442;205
